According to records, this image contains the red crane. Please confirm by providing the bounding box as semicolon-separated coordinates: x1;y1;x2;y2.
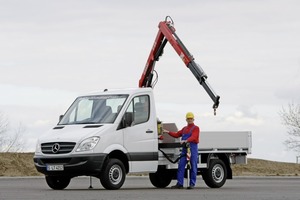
139;16;220;114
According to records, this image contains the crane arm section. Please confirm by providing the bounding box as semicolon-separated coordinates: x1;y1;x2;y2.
139;17;220;114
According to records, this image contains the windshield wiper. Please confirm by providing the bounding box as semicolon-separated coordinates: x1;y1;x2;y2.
75;122;100;124
58;122;100;125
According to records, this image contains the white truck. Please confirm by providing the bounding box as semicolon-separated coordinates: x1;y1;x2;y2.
33;17;252;190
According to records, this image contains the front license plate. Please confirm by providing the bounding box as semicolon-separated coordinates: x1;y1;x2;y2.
46;165;64;171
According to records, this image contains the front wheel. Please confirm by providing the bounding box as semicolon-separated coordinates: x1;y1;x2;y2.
100;158;126;190
202;159;227;188
45;176;71;190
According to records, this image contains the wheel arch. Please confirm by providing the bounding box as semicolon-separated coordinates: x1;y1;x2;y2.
206;153;232;179
102;144;129;173
106;150;129;174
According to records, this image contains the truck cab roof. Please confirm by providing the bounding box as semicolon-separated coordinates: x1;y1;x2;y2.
81;87;153;97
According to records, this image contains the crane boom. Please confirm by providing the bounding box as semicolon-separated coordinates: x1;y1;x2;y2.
139;16;220;114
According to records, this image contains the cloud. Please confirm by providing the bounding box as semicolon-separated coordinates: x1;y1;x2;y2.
224;105;264;127
1;0;300;162
0;84;78;107
225;113;264;126
29;120;52;128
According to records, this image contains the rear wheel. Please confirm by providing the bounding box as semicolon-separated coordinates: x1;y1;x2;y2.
100;158;126;190
202;159;227;188
45;176;71;190
149;167;173;188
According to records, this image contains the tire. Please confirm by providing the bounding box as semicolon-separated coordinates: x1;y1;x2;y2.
100;158;126;190
45;176;71;190
202;159;227;188
149;168;173;188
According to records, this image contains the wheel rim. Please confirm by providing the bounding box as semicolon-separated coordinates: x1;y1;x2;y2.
212;164;224;183
109;164;123;185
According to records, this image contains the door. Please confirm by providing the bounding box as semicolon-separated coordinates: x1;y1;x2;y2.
122;94;158;172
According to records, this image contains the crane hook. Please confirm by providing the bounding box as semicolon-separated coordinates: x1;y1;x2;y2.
165;16;174;25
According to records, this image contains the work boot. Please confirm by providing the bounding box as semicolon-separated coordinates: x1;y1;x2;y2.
187;185;194;189
171;184;183;189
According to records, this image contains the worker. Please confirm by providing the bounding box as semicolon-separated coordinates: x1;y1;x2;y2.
163;112;200;189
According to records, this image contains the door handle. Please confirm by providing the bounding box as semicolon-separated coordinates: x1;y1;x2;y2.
146;129;153;133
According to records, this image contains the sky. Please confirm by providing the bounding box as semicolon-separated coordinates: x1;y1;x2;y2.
1;0;300;163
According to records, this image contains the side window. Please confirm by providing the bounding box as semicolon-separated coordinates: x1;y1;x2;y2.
124;95;150;126
133;95;150;125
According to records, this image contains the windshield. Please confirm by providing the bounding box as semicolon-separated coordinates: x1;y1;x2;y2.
59;95;128;125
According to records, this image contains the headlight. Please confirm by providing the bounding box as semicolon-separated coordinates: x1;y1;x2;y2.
76;136;100;152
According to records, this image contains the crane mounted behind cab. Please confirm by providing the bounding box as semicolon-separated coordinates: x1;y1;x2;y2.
139;16;220;114
33;17;251;191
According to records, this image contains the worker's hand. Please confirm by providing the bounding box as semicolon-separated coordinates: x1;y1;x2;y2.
163;129;169;134
158;135;164;140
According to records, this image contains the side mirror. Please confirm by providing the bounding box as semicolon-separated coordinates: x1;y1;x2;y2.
122;113;133;128
117;112;133;130
59;115;64;122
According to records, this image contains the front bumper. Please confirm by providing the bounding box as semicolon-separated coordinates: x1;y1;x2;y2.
33;153;107;177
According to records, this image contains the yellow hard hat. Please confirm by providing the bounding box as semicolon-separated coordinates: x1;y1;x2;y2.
186;112;194;119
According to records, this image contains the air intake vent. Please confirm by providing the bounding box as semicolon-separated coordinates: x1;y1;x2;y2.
83;125;102;128
53;126;64;129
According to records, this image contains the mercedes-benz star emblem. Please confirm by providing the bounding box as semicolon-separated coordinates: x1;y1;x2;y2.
52;143;60;154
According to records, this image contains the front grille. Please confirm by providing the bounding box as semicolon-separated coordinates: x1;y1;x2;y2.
41;142;76;154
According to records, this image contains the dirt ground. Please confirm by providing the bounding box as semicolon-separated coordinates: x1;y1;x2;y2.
0;153;41;176
0;153;299;177
232;158;300;176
